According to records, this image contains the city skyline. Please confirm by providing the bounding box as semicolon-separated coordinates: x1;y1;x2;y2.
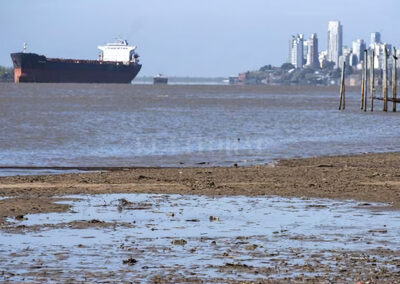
287;21;399;71
1;0;400;76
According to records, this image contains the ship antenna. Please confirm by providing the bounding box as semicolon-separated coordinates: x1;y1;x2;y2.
116;34;125;44
23;42;27;53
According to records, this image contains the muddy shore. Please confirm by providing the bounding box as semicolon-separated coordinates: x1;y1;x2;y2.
2;152;400;282
1;151;400;221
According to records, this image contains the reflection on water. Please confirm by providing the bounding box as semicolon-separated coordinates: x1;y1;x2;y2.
0;194;398;281
1;84;399;171
0;169;89;177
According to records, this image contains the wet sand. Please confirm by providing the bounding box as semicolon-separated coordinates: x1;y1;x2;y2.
2;152;400;282
1;151;400;221
1;193;400;283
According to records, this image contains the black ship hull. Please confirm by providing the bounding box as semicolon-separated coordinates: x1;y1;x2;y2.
10;53;142;83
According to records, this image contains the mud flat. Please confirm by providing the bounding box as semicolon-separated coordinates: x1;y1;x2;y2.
1;193;400;282
1;152;400;282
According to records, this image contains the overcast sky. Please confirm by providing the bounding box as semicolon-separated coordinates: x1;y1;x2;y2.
0;0;399;77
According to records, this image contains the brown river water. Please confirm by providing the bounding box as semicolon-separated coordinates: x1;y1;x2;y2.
0;83;399;174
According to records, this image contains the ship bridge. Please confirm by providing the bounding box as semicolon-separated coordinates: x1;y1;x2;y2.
98;40;137;63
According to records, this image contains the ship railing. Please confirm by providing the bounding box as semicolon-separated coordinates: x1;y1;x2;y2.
46;58;132;65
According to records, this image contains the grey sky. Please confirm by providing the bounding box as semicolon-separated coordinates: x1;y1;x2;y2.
1;0;399;77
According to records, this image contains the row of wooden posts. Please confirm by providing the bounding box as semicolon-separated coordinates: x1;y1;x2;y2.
339;47;398;112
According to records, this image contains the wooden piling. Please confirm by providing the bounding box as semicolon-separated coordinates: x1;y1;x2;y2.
393;47;398;112
383;46;388;112
361;58;365;110
343;63;346;110
339;61;346;110
370;50;375;112
364;50;368;112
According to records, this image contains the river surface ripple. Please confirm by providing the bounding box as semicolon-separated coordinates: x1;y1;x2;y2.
1;84;399;173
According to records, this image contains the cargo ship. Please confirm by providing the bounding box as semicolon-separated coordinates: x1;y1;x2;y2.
10;40;142;83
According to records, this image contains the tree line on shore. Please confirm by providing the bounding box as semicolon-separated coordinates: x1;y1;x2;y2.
243;62;356;86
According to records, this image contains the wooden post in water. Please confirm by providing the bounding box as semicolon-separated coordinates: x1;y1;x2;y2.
364;50;368;112
343;62;346;110
339;61;346;110
383;46;388;112
370;50;375;112
361;57;365;110
393;47;398;112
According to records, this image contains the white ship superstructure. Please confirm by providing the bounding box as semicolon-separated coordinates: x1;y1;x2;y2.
98;40;139;63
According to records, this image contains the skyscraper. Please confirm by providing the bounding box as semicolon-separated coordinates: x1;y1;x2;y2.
306;33;319;68
373;43;392;69
318;50;328;68
352;39;366;64
290;34;304;68
288;38;294;63
327;21;343;68
303;40;309;63
370;32;381;46
339;45;352;68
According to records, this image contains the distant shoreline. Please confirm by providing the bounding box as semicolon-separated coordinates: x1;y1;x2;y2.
0;81;360;91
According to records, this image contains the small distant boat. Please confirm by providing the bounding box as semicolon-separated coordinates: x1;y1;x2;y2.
153;74;168;85
228;75;239;85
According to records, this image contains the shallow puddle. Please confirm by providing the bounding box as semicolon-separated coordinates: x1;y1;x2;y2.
1;194;400;282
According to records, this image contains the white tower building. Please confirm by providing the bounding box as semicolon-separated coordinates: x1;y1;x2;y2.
290;34;304;69
352;39;366;64
306;33;319;68
370;32;381;46
373;43;392;69
327;21;343;68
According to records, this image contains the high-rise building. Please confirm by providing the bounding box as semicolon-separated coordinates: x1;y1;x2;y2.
303;41;309;63
370;32;381;46
352;39;366;64
288;38;294;63
327;21;343;68
318;50;328;68
373;43;392;69
306;33;319;68
339;46;352;68
349;53;358;67
290;34;304;68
